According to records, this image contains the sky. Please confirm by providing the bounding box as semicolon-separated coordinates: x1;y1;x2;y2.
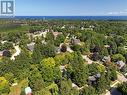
15;0;127;16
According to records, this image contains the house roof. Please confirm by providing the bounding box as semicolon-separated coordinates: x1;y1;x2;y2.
89;76;96;81
27;42;35;51
116;61;125;69
0;50;10;56
95;73;101;78
71;38;81;45
53;32;62;38
89;73;101;82
102;56;111;62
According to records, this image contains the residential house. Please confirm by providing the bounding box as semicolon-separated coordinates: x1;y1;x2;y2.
88;73;101;85
3;50;11;57
88;76;96;85
61;25;65;29
0;50;11;57
116;61;125;70
27;42;35;51
102;56;111;63
71;38;81;45
52;32;62;39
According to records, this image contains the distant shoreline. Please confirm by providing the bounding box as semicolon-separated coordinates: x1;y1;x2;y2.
1;16;127;20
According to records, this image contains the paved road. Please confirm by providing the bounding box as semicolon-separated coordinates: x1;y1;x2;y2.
117;72;127;82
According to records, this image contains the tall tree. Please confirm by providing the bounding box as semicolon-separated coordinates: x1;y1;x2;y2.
32;37;42;64
41;42;56;58
60;79;72;95
81;86;96;95
0;77;10;94
28;67;45;93
55;34;65;46
39;58;56;83
70;52;89;87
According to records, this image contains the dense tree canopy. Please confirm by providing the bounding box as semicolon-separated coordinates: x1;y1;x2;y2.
0;19;127;95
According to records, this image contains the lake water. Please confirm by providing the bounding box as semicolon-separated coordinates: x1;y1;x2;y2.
14;16;127;20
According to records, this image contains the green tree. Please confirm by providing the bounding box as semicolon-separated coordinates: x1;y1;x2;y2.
0;77;10;94
41;43;56;58
39;58;56;84
55;34;65;46
70;44;83;53
88;63;98;75
81;86;96;95
4;72;14;84
107;63;117;81
41;57;55;68
47;83;59;95
35;89;51;95
45;32;54;44
112;54;126;62
0;42;3;51
117;82;127;95
3;42;13;50
117;47;126;55
53;67;62;82
60;79;72;95
96;73;110;94
60;44;67;52
28;67;45;92
108;42;117;55
71;52;89;87
71;88;79;95
114;36;126;46
99;47;109;59
32;38;42;64
54;54;65;66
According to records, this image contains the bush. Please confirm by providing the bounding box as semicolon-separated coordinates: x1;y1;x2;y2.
111;54;125;62
117;82;127;95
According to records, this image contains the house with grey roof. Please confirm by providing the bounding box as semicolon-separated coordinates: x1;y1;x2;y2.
88;73;101;85
116;61;125;70
71;38;81;45
0;50;11;57
27;42;35;51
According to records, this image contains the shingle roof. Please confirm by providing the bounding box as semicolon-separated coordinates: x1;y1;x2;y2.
27;42;35;51
116;61;125;69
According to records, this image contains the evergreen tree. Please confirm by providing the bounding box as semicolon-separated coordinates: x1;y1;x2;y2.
32;37;42;64
81;86;96;95
71;52;89;87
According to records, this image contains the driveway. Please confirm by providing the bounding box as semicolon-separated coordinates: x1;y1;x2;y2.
11;45;21;60
82;55;93;64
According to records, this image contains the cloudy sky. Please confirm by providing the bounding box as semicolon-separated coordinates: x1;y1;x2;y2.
15;0;127;16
